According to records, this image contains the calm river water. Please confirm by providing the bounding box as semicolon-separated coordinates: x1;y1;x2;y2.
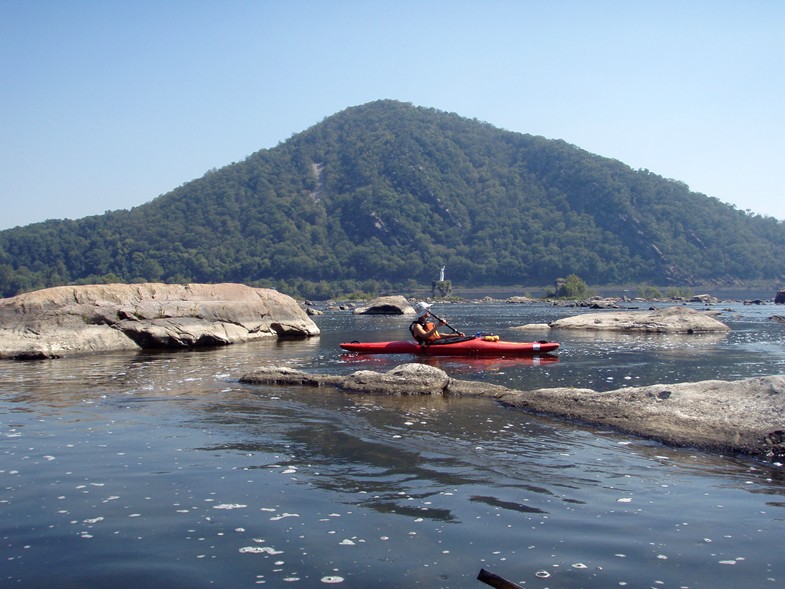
1;301;784;588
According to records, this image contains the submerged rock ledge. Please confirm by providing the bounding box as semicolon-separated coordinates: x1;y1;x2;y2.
240;365;785;458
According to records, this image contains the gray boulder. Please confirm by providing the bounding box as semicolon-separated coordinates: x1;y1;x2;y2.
352;295;414;315
241;363;449;396
339;363;450;395
505;296;535;304
690;294;719;304
775;289;785;304
0;283;319;359
548;305;730;333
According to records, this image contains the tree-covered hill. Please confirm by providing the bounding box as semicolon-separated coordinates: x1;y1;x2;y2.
2;100;783;298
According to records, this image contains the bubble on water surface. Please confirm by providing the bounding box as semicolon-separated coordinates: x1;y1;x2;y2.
339;539;355;545
213;503;247;510
571;563;588;569
321;576;344;583
535;570;550;578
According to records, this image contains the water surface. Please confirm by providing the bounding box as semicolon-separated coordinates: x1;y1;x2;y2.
1;302;783;588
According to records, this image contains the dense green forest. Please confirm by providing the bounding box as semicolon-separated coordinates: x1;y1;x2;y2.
1;100;783;299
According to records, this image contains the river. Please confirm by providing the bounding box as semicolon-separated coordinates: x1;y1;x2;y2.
1;301;783;588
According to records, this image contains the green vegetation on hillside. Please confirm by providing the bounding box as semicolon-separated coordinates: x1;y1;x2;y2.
1;100;783;298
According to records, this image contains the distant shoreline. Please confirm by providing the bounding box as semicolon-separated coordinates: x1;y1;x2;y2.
404;284;781;302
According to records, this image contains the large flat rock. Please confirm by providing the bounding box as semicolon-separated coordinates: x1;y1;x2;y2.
0;283;319;359
241;364;784;458
548;305;730;333
490;376;784;457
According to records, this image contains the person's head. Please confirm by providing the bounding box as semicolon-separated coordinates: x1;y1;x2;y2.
414;301;432;320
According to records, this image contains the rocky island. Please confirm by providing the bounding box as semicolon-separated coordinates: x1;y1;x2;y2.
547;305;731;333
0;283;319;359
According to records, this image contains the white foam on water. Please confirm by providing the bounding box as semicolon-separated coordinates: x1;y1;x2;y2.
239;546;282;555
270;513;299;521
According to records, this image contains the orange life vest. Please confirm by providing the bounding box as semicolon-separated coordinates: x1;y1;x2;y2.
410;320;440;343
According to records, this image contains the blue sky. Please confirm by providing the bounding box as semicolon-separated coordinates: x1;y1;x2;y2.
1;0;783;230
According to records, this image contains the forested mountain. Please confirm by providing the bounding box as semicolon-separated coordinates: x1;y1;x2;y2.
2;100;783;298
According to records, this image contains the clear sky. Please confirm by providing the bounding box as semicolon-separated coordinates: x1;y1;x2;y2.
1;0;783;230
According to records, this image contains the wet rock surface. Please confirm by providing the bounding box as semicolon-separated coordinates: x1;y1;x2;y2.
240;364;785;457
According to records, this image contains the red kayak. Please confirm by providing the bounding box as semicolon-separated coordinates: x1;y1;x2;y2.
339;337;559;357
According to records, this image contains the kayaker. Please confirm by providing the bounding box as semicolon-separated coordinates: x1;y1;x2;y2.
410;302;465;344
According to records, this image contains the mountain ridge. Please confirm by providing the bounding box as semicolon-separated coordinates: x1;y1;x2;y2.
1;99;783;298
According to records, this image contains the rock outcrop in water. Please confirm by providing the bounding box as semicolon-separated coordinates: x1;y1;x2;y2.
351;295;414;315
547;305;730;333
240;365;785;458
0;283;319;360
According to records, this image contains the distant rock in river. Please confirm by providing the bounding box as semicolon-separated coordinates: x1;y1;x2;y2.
352;295;414;315
0;283;319;360
548;305;730;333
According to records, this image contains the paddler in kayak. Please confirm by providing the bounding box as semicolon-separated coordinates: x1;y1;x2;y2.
410;302;465;344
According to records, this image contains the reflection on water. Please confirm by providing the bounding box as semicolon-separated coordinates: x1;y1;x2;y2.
1;302;784;588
